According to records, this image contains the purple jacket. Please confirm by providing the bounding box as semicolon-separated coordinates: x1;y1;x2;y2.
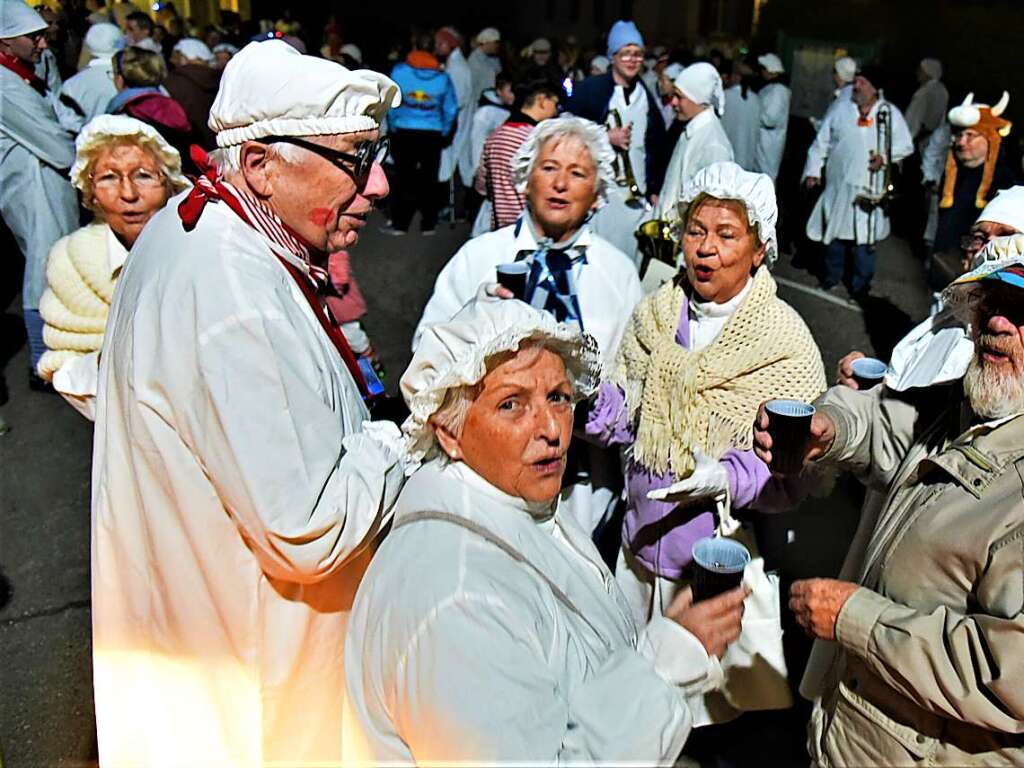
585;296;771;580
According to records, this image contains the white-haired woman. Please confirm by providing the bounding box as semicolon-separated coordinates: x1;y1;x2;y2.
37;114;189;417
344;295;746;764
585;162;826;726
416;116;643;539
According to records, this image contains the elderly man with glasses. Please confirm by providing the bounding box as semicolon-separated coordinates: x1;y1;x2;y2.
90;40;412;767
0;0;79;383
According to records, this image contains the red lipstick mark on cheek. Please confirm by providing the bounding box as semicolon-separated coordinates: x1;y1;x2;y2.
308;207;333;227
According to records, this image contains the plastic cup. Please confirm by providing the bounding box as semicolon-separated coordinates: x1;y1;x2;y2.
765;399;815;475
851;357;887;390
496;262;530;300
691;537;750;602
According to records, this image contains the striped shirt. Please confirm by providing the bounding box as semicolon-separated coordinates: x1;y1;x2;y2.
477;120;534;230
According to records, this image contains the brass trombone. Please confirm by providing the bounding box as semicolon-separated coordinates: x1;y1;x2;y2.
607;109;642;205
854;104;896;245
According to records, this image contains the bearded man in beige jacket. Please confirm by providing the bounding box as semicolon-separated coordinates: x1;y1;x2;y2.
754;236;1024;766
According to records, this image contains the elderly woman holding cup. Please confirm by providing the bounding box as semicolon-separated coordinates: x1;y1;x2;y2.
343;295;746;765
585;161;826;722
35;115;189;416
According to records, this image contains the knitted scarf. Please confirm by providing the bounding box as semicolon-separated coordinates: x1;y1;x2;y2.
612;267;826;477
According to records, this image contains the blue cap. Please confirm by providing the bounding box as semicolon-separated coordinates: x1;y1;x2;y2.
606;20;644;58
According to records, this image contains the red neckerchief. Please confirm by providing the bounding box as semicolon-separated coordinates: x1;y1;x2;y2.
0;51;47;96
178;145;369;398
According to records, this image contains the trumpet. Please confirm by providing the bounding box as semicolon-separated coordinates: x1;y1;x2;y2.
607;109;642;205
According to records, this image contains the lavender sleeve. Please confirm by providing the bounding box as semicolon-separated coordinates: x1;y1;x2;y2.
584;382;635;447
721;448;772;509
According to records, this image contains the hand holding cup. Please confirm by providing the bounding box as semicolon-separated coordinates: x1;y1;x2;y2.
754;400;836;473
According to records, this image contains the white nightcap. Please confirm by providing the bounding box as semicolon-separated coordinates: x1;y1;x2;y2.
674;61;725;116
209;39;401;147
976;186;1024;232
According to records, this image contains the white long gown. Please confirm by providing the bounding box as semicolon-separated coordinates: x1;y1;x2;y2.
91;192;408;766
438;47;474;186
0;66;79;310
803;98;913;245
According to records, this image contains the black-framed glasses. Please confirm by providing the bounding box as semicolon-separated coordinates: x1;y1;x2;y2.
257;135;389;179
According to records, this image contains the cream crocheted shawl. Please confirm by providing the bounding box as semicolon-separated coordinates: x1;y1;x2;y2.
37;223;117;381
611;266;826;477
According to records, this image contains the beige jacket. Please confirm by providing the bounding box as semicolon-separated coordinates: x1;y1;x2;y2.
806;384;1024;766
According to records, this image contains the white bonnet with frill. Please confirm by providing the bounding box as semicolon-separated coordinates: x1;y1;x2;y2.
401;292;601;462
678;160;779;266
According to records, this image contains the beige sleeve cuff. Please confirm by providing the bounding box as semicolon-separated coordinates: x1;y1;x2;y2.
835;587;891;660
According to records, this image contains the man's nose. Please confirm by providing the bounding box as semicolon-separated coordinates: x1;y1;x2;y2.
986;312;1017;335
361;162;389;200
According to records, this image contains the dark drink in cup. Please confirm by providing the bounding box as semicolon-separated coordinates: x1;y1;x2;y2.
765;399;815;475
496;262;530;300
691;537;750;602
851;357;886;390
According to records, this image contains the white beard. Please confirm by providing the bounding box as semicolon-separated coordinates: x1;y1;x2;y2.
963;355;1024;419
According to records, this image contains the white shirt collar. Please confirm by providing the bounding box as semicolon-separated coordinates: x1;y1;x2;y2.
106;224;129;278
685;107;715;138
689;274;754;320
512;215;593;252
448;461;556;521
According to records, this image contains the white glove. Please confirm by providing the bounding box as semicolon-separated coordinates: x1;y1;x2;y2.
647;449;730;504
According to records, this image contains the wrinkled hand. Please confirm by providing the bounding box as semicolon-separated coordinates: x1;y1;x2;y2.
666;585;748;658
753;401;837;469
867;153;885;172
837;350;865;389
804;176;821;190
607;124;632;150
789;578;860;640
647;449;729;504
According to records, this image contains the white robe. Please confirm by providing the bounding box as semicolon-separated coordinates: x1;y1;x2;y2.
803;98;914;245
90;192;407;766
342;459;718;765
904;78;949;141
468;98;509;180
0;66;79;310
722;83;760;172
413;219;643;535
754;82;790;181
467;46;501;105
438;48;475;185
60;57;118;123
656;108;734;219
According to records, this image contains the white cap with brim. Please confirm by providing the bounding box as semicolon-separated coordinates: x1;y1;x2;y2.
757;53;785;74
70;114;189;193
209;39;401;147
173;37;214;63
0;0;46;38
84;22;121;59
476;27;500;44
834;56;857;84
943;234;1024;311
976;186;1024;232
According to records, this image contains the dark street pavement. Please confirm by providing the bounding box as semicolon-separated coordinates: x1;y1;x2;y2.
0;211;931;767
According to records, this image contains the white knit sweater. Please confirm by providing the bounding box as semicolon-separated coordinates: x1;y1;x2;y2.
37;222;126;380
